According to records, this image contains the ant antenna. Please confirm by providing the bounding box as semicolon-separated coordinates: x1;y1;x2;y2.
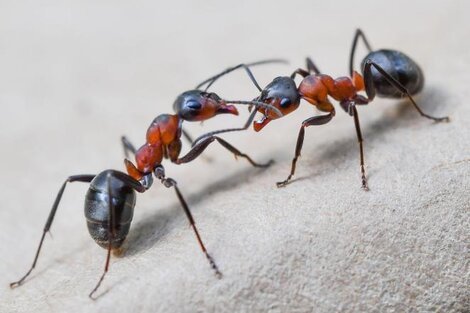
196;59;288;91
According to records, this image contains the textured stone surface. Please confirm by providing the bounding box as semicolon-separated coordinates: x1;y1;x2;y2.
0;1;468;312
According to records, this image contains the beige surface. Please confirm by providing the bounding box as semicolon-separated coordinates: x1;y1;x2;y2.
0;1;469;312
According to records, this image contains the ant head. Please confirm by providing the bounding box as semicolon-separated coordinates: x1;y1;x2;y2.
254;76;300;131
173;90;239;122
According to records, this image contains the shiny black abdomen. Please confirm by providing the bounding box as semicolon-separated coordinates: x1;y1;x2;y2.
84;170;137;249
361;49;424;98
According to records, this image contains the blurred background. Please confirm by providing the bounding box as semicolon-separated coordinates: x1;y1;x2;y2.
1;1;468;312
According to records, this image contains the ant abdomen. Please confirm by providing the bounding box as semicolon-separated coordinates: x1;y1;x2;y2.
362;49;424;98
84;170;137;249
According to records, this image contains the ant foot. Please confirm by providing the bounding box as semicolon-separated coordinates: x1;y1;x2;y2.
276;178;291;188
261;159;275;168
361;177;369;191
205;252;223;279
435;116;450;123
10;281;21;289
253;159;274;168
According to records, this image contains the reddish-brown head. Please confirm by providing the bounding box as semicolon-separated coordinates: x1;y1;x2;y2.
253;77;300;132
173;90;238;122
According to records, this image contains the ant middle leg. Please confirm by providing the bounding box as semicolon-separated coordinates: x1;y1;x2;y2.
158;175;222;278
175;135;273;168
181;129;195;146
349;104;369;191
277;111;335;188
10;175;95;289
363;60;449;122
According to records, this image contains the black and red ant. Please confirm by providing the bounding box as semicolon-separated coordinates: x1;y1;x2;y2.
9;169;219;299
9;60;284;299
192;29;449;190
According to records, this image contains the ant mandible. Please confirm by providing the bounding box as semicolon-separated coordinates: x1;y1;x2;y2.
121;60;285;187
192;29;449;190
9;168;219;299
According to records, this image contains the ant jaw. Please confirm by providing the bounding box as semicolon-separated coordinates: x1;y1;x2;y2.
253;115;271;132
216;104;239;116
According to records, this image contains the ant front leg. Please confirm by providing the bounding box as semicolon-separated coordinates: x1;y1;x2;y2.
276;112;334;188
158;175;222;278
192;109;258;147
175;135;273;168
181;129;214;163
10;175;95;289
363;60;449;122
181;129;195;146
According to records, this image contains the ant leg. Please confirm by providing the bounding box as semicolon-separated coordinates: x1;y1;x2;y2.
290;58;322;80
89;173;115;299
181;129;194;146
349;29;373;76
10;175;95;289
181;129;213;163
192;109;258;147
305;57;322;74
276;113;334;188
175;135;273;168
121;136;137;159
290;68;310;80
159;176;222;278
363;60;450;122
196;59;287;91
350;105;369;191
110;170;146;193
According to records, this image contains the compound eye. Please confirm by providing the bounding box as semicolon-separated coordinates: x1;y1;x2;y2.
280;98;291;108
186;100;202;110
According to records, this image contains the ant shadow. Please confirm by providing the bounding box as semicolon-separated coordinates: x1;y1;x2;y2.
285;86;451;184
123;86;451;257
123;165;271;257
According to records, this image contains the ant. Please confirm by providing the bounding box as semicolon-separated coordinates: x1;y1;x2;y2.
10;60;284;299
121;60;285;187
192;29;449;190
9;169;219;299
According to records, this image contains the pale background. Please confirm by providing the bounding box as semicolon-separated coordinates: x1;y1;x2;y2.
0;1;469;312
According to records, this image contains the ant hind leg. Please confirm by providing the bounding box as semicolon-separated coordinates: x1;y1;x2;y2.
10;175;95;289
363;60;449;122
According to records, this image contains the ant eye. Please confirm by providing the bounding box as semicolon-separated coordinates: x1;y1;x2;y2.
186;100;202;110
280;98;291;108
